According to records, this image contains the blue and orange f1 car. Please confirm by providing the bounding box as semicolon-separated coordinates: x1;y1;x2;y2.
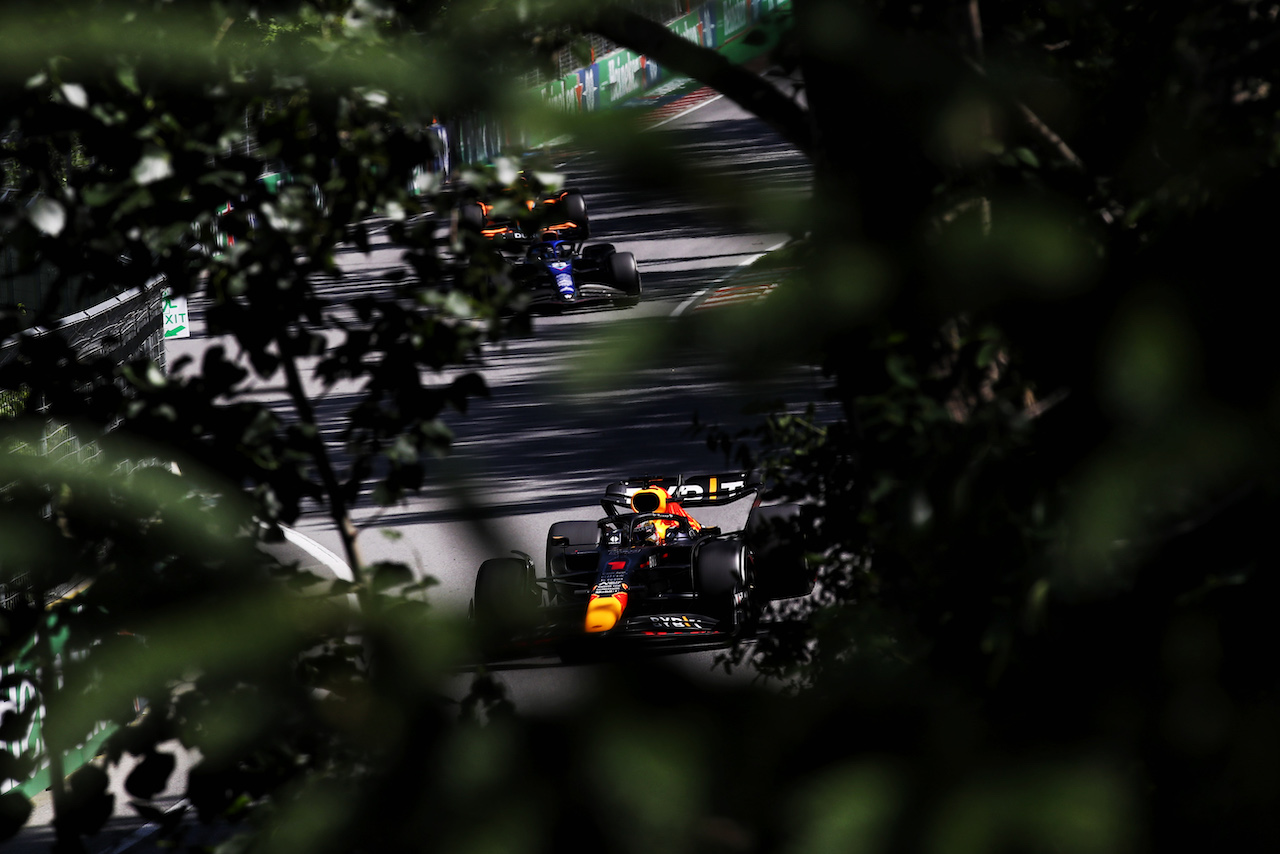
470;473;813;659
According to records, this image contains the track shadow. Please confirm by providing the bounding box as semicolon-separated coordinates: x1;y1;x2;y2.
173;108;819;526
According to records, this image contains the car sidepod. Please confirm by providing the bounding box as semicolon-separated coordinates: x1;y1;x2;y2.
546;520;601;605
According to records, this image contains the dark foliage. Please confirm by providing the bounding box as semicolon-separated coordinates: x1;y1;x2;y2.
3;1;1279;852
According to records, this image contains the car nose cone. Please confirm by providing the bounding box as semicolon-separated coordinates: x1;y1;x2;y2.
585;593;627;632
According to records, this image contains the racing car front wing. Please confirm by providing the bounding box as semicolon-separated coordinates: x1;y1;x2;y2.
526;280;634;307
482;601;736;662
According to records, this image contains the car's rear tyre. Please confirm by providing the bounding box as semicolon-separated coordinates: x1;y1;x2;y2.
473;557;538;636
693;539;747;628
746;504;813;599
610;251;641;307
558;190;589;237
458;201;485;233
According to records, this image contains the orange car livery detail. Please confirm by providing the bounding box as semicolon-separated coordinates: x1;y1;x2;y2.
585;561;630;633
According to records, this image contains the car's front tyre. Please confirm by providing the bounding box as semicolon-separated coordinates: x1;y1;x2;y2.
693;539;749;630
746;504;813;600
609;251;641;307
473;557;539;642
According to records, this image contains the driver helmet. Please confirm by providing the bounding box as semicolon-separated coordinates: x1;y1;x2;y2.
632;487;679;544
630;487;669;514
634;518;681;545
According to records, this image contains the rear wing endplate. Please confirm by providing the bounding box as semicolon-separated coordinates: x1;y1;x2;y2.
602;472;761;510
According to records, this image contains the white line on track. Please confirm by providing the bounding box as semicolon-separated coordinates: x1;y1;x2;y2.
647;90;725;129
281;524;354;581
671;238;790;317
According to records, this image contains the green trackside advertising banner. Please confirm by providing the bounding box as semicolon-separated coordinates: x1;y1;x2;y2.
450;1;792;168
557;0;791;116
537;77;565;111
697;0;790;54
601;49;654;109
529;0;791;116
718;0;754;42
668;11;704;47
537;73;582;114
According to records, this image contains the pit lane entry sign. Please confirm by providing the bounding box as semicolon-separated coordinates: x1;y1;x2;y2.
162;287;190;339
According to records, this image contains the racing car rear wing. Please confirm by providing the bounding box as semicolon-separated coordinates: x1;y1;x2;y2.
602;472;761;510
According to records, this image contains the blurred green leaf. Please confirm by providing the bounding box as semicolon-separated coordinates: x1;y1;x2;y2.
785;762;903;854
927;761;1135;854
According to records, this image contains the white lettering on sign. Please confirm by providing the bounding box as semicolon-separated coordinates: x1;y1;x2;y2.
724;0;750;35
544;81;577;113
671;478;745;500
580;66;598;112
648;614;711;631
673;19;702;46
609;53;644;99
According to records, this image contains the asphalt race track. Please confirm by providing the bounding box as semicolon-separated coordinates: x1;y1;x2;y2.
10;87;815;853
182;91;812;690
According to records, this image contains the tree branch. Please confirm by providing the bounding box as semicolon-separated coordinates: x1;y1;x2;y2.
587;6;814;158
963;57;1087;173
279;346;364;576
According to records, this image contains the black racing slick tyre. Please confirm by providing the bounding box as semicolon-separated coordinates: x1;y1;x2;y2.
458;201;485;234
746;504;813;599
559;190;589;236
693;539;747;627
610;251;641;307
473;557;538;636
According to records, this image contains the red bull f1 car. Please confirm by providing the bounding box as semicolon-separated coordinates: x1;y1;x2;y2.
512;238;641;308
470;473;813;660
